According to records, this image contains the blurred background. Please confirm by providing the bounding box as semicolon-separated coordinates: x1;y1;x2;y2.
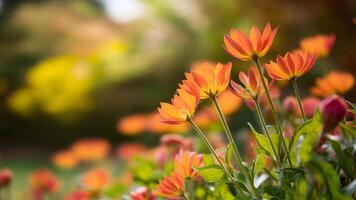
0;0;355;192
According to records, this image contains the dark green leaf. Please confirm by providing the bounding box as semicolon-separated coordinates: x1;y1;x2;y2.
327;137;354;180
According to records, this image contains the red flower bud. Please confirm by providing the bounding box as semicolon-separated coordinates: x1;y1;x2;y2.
0;169;12;188
320;95;348;132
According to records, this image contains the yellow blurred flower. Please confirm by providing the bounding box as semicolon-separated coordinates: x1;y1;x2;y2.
71;138;110;162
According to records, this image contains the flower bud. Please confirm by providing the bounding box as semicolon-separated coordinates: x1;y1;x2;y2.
0;169;12;188
320;95;348;132
283;96;299;115
302;97;320;118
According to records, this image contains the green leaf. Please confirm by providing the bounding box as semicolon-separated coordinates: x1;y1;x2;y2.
297;111;322;163
340;122;356;138
225;143;234;168
203;154;215;166
104;183;126;198
195;164;228;182
248;123;276;159
290;110;322;151
327;137;354;179
308;158;353;200
253;154;265;177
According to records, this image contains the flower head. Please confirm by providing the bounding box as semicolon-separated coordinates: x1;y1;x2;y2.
302;97;320;118
283;96;299;115
158;89;199;124
311;71;354;97
0;169;12;188
224;23;278;61
65;190;90;200
155;172;185;198
82;168;110;191
183;62;232;99
300;34;335;57
231;66;268;99
117;114;147;135
29;169;60;193
265;51;317;80
174;150;203;179
71;138;110;162
116;143;146;160
320;95;348;132
130;186;155;200
52;150;78;169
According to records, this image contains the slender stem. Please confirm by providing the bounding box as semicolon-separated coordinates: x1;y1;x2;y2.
210;97;260;199
255;99;281;166
183;192;191;200
188;119;245;196
189;179;195;200
292;78;306;122
253;57;292;167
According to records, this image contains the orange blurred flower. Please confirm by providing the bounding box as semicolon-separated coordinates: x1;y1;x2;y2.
155;172;185;198
71;138;110;161
52;150;78;169
116;143;146;160
130;186;155;200
231;67;268;99
183;62;232;99
224;23;278;61
311;71;355;97
82;168;110;191
158;89;199;124
0;169;12;188
147;113;189;134
214;89;242;115
174;150;203;179
300;34;335;57
29;169;60;193
117;114;147;135
65;190;90;200
265;51;317;80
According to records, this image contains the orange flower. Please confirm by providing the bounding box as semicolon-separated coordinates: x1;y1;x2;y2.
231;67;268;99
155;172;185;198
311;71;355;97
71;138;110;161
29;169;60;193
146;113;189;134
224;23;278;61
52;150;78;169
117;114;147;135
214;89;242;115
82;168;110;191
174;150;203;179
300;34;335;57
183;62;232;99
158;89;199;124
265;51;317;80
65;190;90;200
116;143;146;160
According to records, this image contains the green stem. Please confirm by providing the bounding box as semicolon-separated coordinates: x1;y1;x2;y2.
189;179;195;200
210;97;260;199
292;78;306;122
253;57;292;167
188;119;245;196
183;192;191;200
255;99;281;167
